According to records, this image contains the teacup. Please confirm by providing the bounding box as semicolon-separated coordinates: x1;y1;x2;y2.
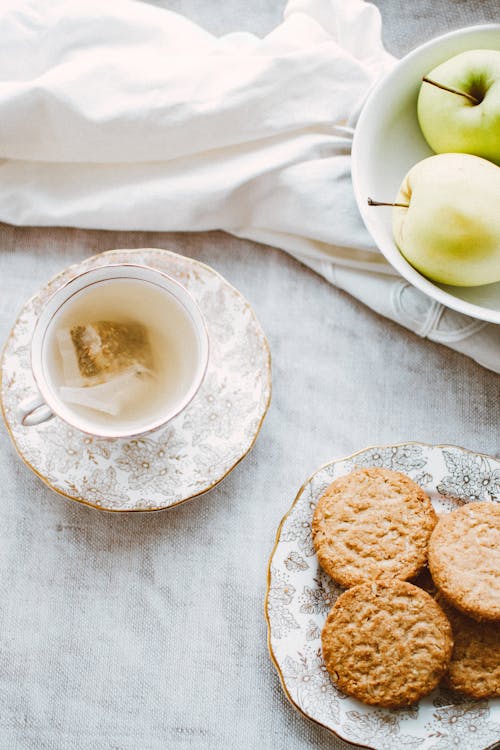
18;264;209;439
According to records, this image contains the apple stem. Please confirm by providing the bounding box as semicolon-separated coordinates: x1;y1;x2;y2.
368;198;409;208
422;76;481;105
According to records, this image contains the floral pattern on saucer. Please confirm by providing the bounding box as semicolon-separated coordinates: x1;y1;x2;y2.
1;248;271;511
266;443;500;750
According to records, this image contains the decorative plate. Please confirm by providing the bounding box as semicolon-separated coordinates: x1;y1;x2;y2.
266;443;500;750
1;248;271;511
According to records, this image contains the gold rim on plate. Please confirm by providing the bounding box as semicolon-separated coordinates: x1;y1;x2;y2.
264;441;500;750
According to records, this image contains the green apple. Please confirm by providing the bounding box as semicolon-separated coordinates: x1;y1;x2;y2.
417;49;500;165
391;153;500;287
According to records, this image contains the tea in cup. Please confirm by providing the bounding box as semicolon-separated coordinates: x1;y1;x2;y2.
18;264;209;439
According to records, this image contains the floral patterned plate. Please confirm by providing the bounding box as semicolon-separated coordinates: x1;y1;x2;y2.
1;248;271;511
266;443;500;750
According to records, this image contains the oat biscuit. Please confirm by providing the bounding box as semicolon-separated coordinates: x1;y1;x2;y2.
312;468;437;587
321;580;453;707
437;596;500;699
428;502;500;621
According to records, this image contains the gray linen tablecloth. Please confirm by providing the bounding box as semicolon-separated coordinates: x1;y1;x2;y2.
0;2;499;749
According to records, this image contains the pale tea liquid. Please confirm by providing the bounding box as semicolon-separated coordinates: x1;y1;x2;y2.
44;278;200;434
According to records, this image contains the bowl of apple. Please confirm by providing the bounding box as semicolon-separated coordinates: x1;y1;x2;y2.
352;24;500;324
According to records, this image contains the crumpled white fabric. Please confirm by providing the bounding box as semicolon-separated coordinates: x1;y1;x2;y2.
0;0;499;372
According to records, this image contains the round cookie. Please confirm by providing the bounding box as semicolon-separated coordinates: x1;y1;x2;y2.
322;580;453;707
437;596;500;699
428;502;500;621
312;467;437;587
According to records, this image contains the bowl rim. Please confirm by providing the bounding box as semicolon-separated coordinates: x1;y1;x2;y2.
352;23;500;325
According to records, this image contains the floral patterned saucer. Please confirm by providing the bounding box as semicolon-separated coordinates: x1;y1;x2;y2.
1;248;271;511
266;443;500;750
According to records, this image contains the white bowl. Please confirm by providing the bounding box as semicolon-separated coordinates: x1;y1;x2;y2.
352;24;500;324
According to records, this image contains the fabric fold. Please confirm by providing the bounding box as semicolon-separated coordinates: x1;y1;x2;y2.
0;0;498;372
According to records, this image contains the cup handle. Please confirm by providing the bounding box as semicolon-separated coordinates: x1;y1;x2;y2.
18;394;54;427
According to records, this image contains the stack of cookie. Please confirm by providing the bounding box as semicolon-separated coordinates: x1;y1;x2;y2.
312;467;500;707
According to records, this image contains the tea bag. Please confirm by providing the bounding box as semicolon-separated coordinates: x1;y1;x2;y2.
56;321;154;416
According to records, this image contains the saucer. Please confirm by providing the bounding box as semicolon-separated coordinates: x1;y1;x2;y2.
266;443;500;750
1;248;271;511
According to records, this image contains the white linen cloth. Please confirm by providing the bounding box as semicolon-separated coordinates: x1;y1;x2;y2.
0;0;499;372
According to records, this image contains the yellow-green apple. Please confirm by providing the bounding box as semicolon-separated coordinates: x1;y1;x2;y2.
417;49;500;165
390;153;500;287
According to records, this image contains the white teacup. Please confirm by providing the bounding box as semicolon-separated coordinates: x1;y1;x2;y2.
18;264;209;439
